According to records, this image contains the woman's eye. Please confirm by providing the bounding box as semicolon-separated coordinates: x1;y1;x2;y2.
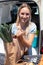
26;13;30;15
21;13;30;16
21;13;24;15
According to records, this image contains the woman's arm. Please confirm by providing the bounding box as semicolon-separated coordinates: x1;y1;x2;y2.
18;22;37;47
18;33;35;47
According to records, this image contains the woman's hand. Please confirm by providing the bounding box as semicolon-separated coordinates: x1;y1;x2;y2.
16;29;25;37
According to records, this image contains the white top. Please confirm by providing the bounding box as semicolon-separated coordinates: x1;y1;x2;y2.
11;22;37;35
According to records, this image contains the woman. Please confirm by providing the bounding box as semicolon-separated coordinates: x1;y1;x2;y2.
4;3;37;65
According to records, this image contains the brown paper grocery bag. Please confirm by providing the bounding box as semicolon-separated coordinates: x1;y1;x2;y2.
4;41;18;65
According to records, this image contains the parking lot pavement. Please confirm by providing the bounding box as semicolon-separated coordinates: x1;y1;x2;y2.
0;53;5;65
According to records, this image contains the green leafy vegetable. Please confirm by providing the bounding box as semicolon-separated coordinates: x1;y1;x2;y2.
0;24;12;43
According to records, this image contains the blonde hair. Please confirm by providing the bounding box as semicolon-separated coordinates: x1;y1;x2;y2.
16;3;32;25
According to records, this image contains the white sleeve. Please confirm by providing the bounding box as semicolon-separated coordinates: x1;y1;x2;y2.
29;23;37;33
11;23;18;35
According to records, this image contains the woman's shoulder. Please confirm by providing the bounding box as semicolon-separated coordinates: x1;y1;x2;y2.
29;22;37;33
29;22;36;27
12;23;16;26
11;23;16;28
29;22;37;29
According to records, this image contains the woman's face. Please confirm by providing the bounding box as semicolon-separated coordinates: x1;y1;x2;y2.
19;7;31;23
